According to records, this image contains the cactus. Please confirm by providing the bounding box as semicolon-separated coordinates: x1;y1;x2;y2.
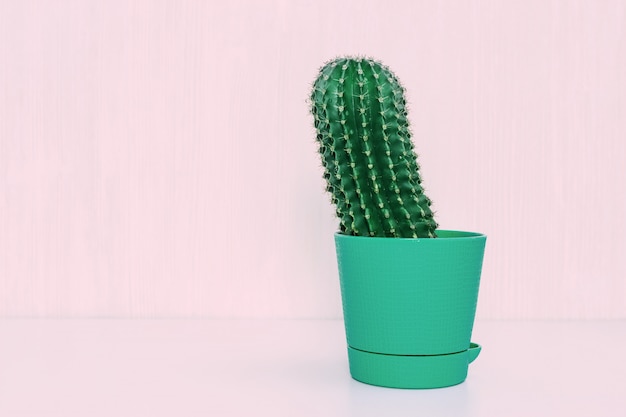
310;56;438;238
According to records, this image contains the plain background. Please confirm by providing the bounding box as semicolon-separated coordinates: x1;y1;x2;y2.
1;0;625;319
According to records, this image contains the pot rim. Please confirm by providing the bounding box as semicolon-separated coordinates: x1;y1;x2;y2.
334;229;486;240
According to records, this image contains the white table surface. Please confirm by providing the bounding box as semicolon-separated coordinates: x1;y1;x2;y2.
1;318;625;416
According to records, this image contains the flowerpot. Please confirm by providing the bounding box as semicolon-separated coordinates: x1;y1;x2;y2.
335;230;487;389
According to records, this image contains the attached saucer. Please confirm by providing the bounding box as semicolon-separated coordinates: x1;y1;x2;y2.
347;343;481;389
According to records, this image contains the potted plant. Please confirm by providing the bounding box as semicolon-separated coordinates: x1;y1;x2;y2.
309;56;487;389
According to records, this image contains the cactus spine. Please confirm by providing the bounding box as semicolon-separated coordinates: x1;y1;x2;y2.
310;57;438;238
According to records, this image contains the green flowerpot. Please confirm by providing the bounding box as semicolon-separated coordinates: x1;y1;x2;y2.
335;230;487;389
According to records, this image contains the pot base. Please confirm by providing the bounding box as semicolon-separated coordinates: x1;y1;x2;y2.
347;343;481;389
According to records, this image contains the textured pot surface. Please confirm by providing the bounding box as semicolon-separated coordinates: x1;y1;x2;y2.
335;230;487;388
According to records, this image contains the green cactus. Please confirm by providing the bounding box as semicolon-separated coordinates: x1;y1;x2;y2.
310;56;438;238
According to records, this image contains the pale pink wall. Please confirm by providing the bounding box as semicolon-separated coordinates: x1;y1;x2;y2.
1;0;625;318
